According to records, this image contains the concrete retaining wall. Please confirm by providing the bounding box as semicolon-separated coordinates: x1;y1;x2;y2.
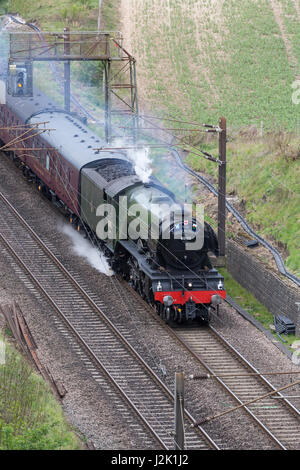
226;240;300;335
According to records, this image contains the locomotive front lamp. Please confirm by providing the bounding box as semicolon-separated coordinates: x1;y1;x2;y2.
163;295;173;307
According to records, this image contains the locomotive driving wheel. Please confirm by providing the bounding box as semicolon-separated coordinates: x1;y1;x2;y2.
128;257;140;291
155;303;171;323
137;272;146;300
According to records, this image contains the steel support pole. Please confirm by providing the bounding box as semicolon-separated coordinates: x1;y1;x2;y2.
129;59;139;143
133;59;139;143
104;61;111;143
64;27;70;113
98;0;103;32
174;372;185;450
218;117;226;258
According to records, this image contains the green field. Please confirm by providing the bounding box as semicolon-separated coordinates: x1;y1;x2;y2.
129;0;300;130
126;0;300;275
0;335;81;450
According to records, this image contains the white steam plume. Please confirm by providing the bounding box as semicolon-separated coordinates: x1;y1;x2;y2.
112;139;152;183
128;146;152;183
62;225;113;276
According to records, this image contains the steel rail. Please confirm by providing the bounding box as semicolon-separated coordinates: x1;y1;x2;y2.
0;191;218;450
169;324;300;450
121;283;300;449
209;324;300;417
0;231;167;449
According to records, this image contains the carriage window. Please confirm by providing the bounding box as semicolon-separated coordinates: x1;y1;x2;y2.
36;141;40;162
60;163;63;179
46;153;50;171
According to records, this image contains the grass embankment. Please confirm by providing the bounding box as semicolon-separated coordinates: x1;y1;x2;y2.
129;0;300;129
0;334;81;450
186;133;300;276
0;0;119;31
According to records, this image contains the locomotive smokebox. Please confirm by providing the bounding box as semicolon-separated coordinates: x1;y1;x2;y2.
158;219;217;271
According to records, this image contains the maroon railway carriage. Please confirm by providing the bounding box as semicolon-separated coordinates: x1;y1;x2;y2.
0;91;94;217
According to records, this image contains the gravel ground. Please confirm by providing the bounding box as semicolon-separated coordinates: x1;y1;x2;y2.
212;302;300;410
0;152;299;449
0;246;158;450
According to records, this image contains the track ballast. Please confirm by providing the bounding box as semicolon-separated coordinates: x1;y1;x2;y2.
0;190;218;451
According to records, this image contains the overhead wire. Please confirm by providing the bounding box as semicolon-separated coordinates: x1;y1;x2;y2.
134;114;300;286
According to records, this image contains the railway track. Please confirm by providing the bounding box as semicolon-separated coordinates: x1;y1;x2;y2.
0;190;219;451
120;283;300;450
0;171;299;449
172;325;300;450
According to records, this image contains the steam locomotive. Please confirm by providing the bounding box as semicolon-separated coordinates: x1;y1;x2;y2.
0;88;226;323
